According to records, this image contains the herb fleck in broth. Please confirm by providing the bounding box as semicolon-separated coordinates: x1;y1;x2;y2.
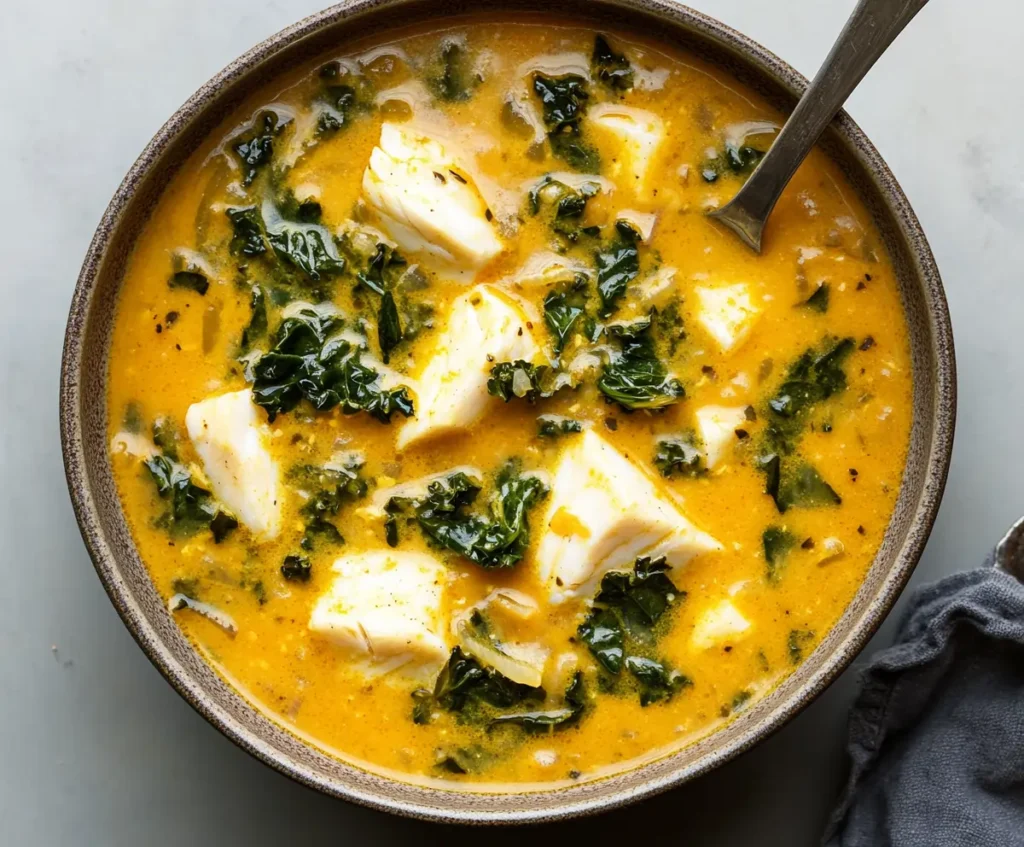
106;18;912;788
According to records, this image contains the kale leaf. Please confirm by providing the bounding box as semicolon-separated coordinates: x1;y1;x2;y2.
264;209;347;282
227;206;268;257
281;554;312;583
432;647;545;715
776;463;842;512
596;221;641;316
169;270;209;296
578;607;624;673
532;74;600;172
250;305;415;423
763;525;796;583
653;434;704;478
700;142;765;183
788;629;815;664
577;557;689;706
144;454;237;541
289;459;368;549
802;283;829;313
487;361;552;403
528;176;601;241
537;414;584;439
598;315;685;411
314;62;366;134
543;275;592;357
592;34;634;90
405;465;548;569
230;110;290;187
625;656;692;707
377;291;402;364
489;672;588;731
426;36;481;102
757;337;854;511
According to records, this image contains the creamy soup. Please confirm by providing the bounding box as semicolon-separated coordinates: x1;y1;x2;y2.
106;18;912;789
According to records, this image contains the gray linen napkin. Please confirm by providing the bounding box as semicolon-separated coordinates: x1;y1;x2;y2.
824;564;1024;846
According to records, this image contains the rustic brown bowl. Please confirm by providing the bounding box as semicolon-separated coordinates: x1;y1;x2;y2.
60;0;956;824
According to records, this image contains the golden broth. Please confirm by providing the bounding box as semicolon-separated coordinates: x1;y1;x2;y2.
106;18;912;789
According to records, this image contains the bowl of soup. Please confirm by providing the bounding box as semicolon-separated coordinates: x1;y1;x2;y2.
60;0;954;823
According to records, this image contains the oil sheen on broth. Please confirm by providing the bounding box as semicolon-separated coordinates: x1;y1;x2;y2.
106;19;912;789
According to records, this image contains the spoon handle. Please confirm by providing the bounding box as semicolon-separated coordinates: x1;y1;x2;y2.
708;0;930;252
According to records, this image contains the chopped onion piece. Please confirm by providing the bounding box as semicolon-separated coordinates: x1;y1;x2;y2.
168;594;237;636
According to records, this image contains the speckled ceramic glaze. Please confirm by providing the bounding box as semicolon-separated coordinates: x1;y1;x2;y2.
60;0;956;824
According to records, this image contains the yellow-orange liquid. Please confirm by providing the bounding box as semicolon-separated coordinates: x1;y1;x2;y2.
107;19;912;788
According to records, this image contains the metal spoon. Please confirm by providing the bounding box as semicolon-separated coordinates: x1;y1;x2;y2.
708;0;930;252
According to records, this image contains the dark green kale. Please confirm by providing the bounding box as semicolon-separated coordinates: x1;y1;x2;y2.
543;275;593;357
763;525;796;583
625;656;692;707
377;291;402;364
289;459;368;549
239;284;268;352
578;607;624;673
250;305;415;423
532;74;600;172
280;554;312;583
230;110;290;187
776;463;841;512
354;241;407;296
700;142;766;183
721;689;753;717
537;414;584;439
787;629;815;664
528;176;601;241
596;221;641;316
598;315;685;411
577;557;689;706
757;337;854;512
264;208;347;282
489;672;587;731
403;464;547;569
767;337;854;425
592;34;634;90
802;283;829;313
314;62;363;134
169;270;209;296
151;416;180;460
426;36;481;102
350;242;409;361
144;454;237;541
121;402;144;434
432;647;545;715
651;298;687;355
226;206;268;257
487;361;554;403
653;434;704;478
433;745;498;775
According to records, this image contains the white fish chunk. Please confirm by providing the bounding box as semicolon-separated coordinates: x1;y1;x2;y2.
536;429;721;602
184;389;281;541
309;551;449;677
694;283;762;353
589;104;665;193
361;123;503;273
695;405;749;469
690;598;752;650
398;285;543;449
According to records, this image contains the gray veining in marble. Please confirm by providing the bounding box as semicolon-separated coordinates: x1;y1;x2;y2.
1;0;1020;844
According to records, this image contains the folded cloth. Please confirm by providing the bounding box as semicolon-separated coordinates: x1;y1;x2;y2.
824;565;1024;846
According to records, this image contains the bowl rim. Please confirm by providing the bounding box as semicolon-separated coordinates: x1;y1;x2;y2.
60;0;956;824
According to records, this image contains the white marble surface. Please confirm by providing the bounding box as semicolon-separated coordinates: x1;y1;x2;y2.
1;0;1020;843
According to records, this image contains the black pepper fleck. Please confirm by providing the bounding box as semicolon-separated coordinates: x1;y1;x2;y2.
604;417;619;431
860;336;875;351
